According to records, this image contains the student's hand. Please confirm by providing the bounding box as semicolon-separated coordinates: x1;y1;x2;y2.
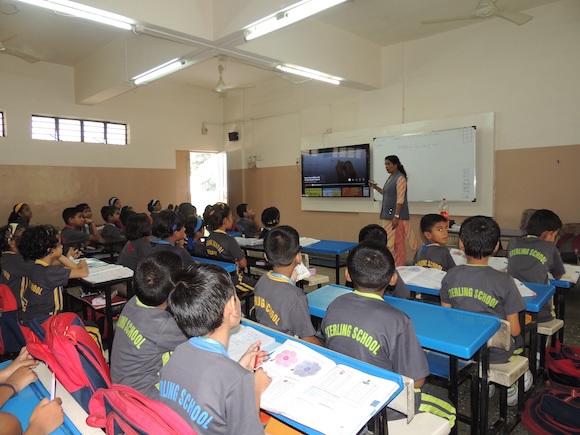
6;366;38;393
25;398;64;435
253;368;272;396
66;248;80;259
0;348;38;382
238;341;269;370
175;239;186;248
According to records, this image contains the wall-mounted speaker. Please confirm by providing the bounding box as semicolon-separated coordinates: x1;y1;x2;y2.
228;132;239;141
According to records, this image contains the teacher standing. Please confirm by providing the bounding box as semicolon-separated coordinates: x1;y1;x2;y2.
369;155;419;267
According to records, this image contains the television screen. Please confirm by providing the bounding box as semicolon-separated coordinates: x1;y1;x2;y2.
301;144;371;198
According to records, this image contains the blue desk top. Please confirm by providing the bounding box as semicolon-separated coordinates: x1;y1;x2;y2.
0;361;81;435
302;240;357;255
242;319;403;435
522;282;555;313
307;284;500;359
550;279;573;289
226;231;242;237
193;256;237;273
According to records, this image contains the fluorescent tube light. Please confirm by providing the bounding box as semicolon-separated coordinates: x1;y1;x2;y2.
244;0;348;41
18;0;134;30
133;59;189;85
276;65;341;85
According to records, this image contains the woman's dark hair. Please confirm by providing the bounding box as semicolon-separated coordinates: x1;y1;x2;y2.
124;213;152;241
18;225;60;261
203;203;231;231
120;208;137;227
8;203;29;224
185;216;204;236
147;199;160;213
0;224;24;252
134;251;183;306
152;210;183;239
261;207;280;228
177;203;197;219
76;203;90;212
385;155;407;178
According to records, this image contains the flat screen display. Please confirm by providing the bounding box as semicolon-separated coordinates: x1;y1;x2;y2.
301;144;371;198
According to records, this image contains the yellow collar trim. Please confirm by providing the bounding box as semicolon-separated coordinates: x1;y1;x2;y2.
353;290;384;301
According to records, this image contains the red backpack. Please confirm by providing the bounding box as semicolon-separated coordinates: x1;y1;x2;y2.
24;312;111;412
87;385;197;435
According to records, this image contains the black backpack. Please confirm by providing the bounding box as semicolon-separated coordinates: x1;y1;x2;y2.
522;388;580;434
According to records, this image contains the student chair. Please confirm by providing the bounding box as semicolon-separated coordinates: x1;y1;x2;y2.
537;318;564;375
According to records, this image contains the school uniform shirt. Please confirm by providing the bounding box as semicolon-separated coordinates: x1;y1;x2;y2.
236;218;259;238
322;291;429;381
253;271;316;338
159;338;263;435
205;230;245;263
0;252;34;307
151;241;194;268
110;296;187;399
507;236;565;322
117;238;154;271
60;226;90;254
19;260;70;326
100;223;122;239
186;238;207;257
413;244;456;271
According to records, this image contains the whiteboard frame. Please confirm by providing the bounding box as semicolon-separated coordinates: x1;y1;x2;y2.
301;112;494;217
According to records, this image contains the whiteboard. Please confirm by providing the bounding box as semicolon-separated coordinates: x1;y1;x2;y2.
372;126;476;202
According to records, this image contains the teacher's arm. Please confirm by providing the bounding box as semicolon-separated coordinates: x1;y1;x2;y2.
368;180;383;194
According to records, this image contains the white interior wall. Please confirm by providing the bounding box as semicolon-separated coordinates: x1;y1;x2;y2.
0;56;224;168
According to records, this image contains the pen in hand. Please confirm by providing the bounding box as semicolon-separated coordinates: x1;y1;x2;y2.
254;345;261;369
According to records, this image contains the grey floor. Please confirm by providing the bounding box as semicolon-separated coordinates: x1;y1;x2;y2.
304;266;580;435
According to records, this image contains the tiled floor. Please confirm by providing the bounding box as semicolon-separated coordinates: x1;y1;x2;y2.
304;266;579;435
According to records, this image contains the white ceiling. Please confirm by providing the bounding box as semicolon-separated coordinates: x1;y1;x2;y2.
0;0;561;95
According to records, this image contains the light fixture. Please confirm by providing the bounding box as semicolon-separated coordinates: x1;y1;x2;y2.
276;64;341;85
214;58;228;93
17;0;134;30
244;0;348;41
132;58;189;85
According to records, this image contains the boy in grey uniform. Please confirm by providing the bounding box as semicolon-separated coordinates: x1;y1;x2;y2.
159;265;270;435
254;225;322;345
414;214;456;271
323;241;455;427
507;209;565;322
110;251;186;399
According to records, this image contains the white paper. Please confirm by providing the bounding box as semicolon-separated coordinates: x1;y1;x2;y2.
227;325;277;362
549;264;580;284
234;237;264;247
299;237;320;247
82;266;133;283
488;257;508;272
449;248;467;266
396;266;446;289
513;278;537;297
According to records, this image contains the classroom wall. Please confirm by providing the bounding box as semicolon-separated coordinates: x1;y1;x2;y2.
229;0;580;251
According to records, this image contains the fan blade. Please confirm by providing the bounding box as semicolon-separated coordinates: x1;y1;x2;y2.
495;11;533;25
0;43;40;63
421;14;480;25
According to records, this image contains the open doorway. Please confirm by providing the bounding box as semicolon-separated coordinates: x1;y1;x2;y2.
189;151;228;213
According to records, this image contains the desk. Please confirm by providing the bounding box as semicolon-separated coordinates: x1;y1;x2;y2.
241;319;403;435
0;360;101;435
302;240;357;283
307;284;499;434
99;237;126;262
193;256;237;273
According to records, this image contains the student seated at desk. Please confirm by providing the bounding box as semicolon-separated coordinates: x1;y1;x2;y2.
254;226;322;346
414;214;456;272
18;225;89;327
159;265;270;435
100;206;122;239
8;203;32;229
322;241;455;427
0;347;64;435
76;203;96;239
235;203;260;238
258;207;280;239
507;209;565;322
111;251;186;399
184;216;207;257
117;213;153;271
151;210;193;269
345;224;410;299
60;206;100;254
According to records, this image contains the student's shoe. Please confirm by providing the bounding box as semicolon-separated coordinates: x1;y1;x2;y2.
488;384;496;398
507;370;533;406
524;369;533;392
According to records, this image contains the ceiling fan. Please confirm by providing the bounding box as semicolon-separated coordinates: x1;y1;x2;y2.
214;57;229;95
422;0;533;26
0;37;40;63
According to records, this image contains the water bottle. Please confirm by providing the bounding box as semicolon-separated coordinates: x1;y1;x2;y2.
439;198;449;221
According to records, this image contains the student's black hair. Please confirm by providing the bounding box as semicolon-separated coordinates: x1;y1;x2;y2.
347;240;395;292
8;203;30;224
76;203;90;212
0;224;24;252
236;203;248;218
261;207;280;228
133;251;183;306
124;213;152;241
152;210;184;239
385;155;407;178
178;203;197;218
18;225;59;261
203;203;231;231
167;204;174;211
147;199;160;213
358;224;387;245
420;214;448;233
459;215;500;259
62;207;81;225
264;225;300;267
526;209;563;236
120;208;137;227
169;265;236;337
108;197;120;207
185;216;204;236
100;205;117;222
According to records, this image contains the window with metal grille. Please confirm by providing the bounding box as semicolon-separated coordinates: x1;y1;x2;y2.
31;115;127;145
